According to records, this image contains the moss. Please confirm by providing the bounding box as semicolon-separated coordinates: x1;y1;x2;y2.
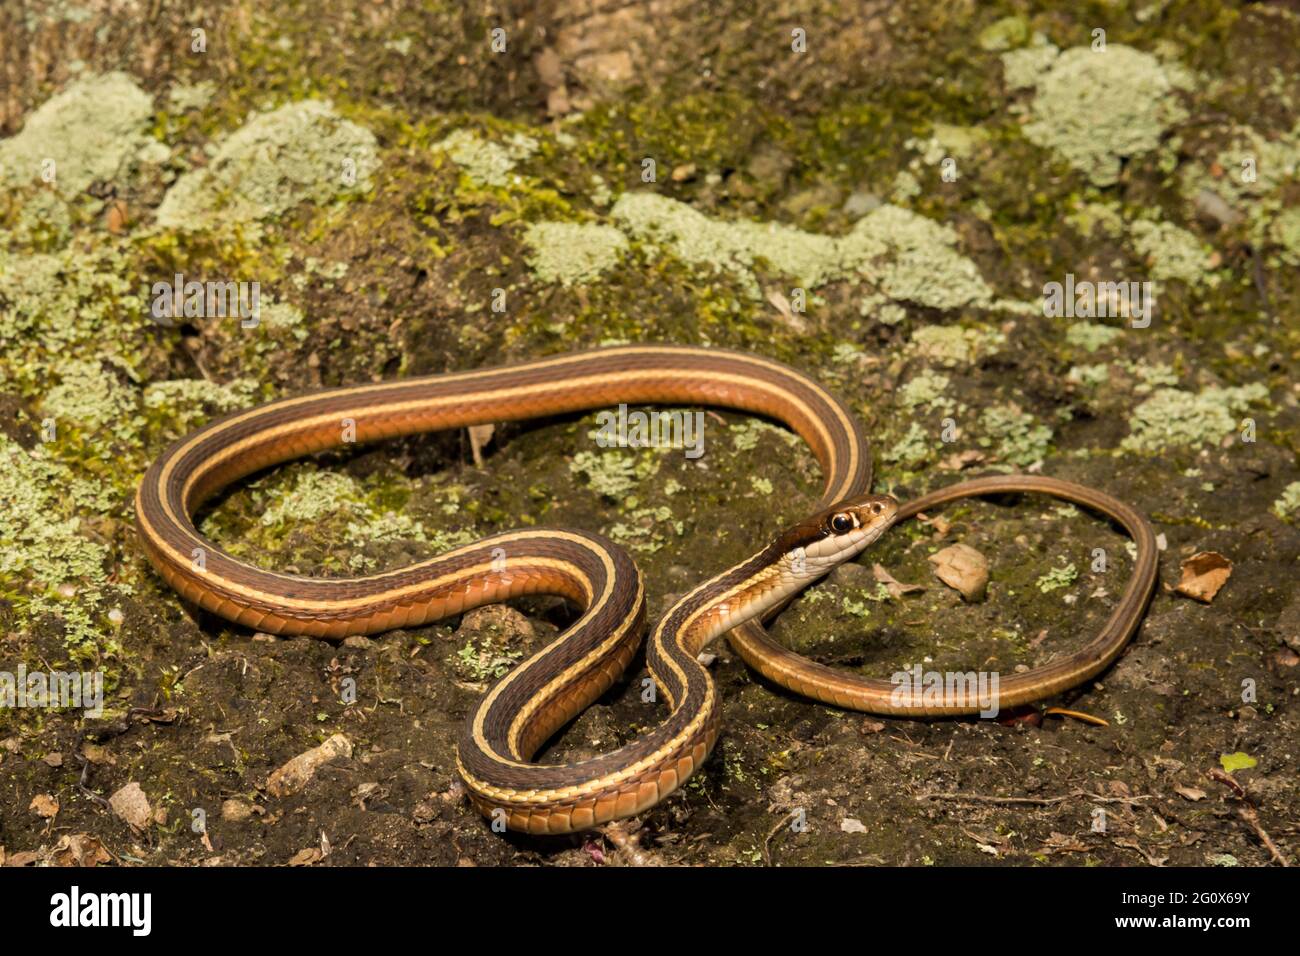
1015;45;1191;186
1121;384;1269;452
523;221;629;286
978;16;1031;53
1130;219;1212;285
0;72;153;196
155;100;380;227
1066;201;1125;239
1273;482;1300;521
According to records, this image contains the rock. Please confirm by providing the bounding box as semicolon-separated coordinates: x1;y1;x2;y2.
221;799;255;822
108;782;152;830
267;734;353;798
928;543;990;601
454;605;536;644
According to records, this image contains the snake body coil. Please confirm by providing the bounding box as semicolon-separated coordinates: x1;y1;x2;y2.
136;345;1157;833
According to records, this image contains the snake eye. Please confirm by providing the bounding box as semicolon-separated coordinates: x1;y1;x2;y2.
830;513;853;534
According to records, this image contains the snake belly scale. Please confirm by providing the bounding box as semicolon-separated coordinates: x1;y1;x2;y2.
135;345;1157;834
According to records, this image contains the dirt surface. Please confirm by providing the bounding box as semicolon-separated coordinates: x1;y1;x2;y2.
0;1;1297;868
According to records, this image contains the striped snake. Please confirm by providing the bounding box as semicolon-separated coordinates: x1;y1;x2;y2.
135;345;1157;834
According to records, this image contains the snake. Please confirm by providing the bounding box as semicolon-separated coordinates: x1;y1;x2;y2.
135;344;1158;834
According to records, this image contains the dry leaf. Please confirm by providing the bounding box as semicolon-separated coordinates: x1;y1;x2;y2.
872;563;925;599
840;818;867;834
42;753;62;767
267;734;352;798
29;794;58;819
939;449;985;471
1174;786;1207;802
106;198;129;234
1174;551;1231;603
109;782;152;830
287;847;323;867
928;543;989;601
765;288;807;332
52;834;111;867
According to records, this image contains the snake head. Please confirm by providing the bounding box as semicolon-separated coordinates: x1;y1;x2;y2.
775;493;899;577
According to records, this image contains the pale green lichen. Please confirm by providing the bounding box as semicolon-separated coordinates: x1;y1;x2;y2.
167;81;216;112
40;359;142;442
523;221;629;286
1067;201;1125;239
1066;322;1123;352
436;129;537;187
1130;219;1211;285
910;325;1004;367
0;71;153;195
1121;384;1269;452
1016;45;1190;186
1273;482;1300;521
609;193;994;309
155;100;379;227
143;378;258;412
1036;562;1078;593
1268;206;1300;265
259;470;361;526
0;434;113;646
1000;38;1060;90
884;423;932;467
899;370;954;413
0;244;146;393
1067;363;1111;389
978;404;1053;466
143;378;260;433
609;505;683;554
569;449;659;502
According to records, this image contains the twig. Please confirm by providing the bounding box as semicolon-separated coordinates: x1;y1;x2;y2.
1207;768;1291;866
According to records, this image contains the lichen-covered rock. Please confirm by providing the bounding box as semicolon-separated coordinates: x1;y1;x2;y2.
1121;384;1269;452
155;100;379;227
523;221;629;286
1016;45;1190;186
436;129;537;187
0;72;153;195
